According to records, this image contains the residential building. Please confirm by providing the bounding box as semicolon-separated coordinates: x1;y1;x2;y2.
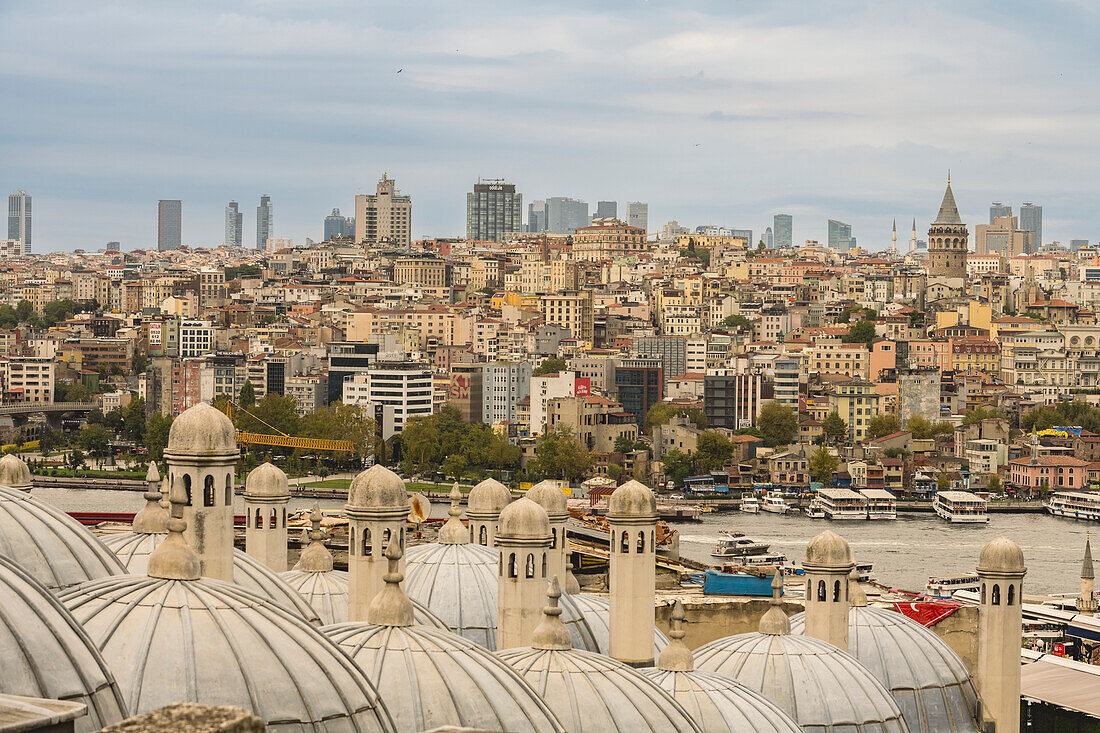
625;201;648;233
1020;202;1042;253
354;174;412;246
810;340;870;380
546;395;638;453
256;195;273;249
965;439;1008;476
447;363;484;423
8;190;30;255
157;199;182;251
830;379;881;443
773;213;792;248
773;358;801;408
341;363;434;433
0;357;53;403
768;451;809;487
529;371;576;435
393;257;449;288
703;369;767;430
614;357;663;430
224;201;242;247
327;341;382;405
285;374;327;416
1010;454;1087;492
466;179;523;242
652;415;703;460
481;361;532;426
179;320;216;358
541;291;594;344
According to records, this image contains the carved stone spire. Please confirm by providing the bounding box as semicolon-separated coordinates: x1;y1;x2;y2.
531;576;573;651
657;600;693;672
367;538;414;627
758;569;790;636
147;471;201;581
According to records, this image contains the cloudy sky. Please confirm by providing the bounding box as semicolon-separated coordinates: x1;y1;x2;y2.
2;1;1097;252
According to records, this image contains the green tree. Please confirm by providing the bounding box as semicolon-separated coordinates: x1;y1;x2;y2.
15;300;33;322
132;352;148;375
0;305;17;329
842;319;877;348
533;356;567;377
607;463;624;483
867;413;902;440
78;423;113;458
146;412;173;463
822;411;848;444
59;383;92;402
962;407;999;425
987;475;1003;494
235;393;299;436
936;474;951;491
300;402;377;459
121;397;147;443
239;379;256;408
441;453;468;481
646;402;708;432
719;314;752;332
695;432;734;472
757;400;797;447
906;416;937;439
661;448;692;488
883;446;909;459
87;408;106;426
67;449;86;470
1039;478;1050;497
809;447;839;484
533;425;594;482
614;435;641;454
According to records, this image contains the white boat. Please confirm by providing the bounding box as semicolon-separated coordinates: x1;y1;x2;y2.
933;491;989;523
816;488;868;520
856;562;874;583
761;495;789;514
927;573;980;598
711;530;770;558
740;497;760;514
1045;491;1100;521
804;498;826;519
858;488;897;520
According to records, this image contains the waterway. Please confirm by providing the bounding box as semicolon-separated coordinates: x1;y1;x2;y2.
33;488;1093;597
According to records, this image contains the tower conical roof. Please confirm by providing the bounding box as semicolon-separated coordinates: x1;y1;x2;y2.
934;181;963;225
1084;535;1095;581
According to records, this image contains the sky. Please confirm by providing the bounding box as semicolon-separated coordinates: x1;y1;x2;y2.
2;0;1099;253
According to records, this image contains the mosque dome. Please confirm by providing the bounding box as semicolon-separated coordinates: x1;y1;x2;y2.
978;536;1026;574
607;480;657;519
641;669;801;733
405;541;501;648
0;556;128;732
805;529;854;568
347;465;408;511
526;480;567;517
279;568;447;628
0;484;124;591
790;605;980;733
498;496;552;540
558;591;668;658
467;477;512;515
243;462;290;499
0;453;33;490
164;402;238;458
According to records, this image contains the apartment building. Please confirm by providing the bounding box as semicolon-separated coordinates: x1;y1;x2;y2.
829;379;881;443
342;363;434;432
1;357;54;403
541;291;594;344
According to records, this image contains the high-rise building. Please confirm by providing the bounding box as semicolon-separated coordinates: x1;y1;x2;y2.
224;201;243;247
989;202;1012;224
355;174;412;245
466;179;523;242
106;241;120;252
545;197;590;235
626;202;648;233
1072;239;1090;250
324;208;354;240
157;199;182;251
1020;202;1042;253
256;195;273;249
527;200;547;233
975;215;1031;258
928;179;968;279
7;191;30;255
827;219;852;249
614;357;663;431
730;228;753;246
763;226;773;248
596;201;617;220
773;213;793;248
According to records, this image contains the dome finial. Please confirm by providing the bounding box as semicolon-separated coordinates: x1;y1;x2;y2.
758;568;790;636
531;576;573;651
367;535;414;627
657;599;694;672
849;567;867;607
294;502;333;572
147;472;200;581
437;482;469;544
131;462;168;533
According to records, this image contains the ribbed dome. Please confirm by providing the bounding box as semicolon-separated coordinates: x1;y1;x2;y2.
790;606;980;733
640;669;801;733
526;481;567;517
805;529;854;568
467;477;512;515
558;592;669;658
498;497;551;540
278;567;448;629
244;462;290;499
0;453;33;490
0;556;128;733
101;532;320;624
325;623;565;732
0;484;124;590
693;633;908;732
978;536;1025;574
498;646;701;732
607;480;657;519
347;465;408;511
164;402;238;458
59;576;396;731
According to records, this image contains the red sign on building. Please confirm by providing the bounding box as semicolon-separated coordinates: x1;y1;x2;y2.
575;377;591;397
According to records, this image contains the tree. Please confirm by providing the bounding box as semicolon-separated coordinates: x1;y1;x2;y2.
987;475;1003;494
842;319;876;348
719;314;752;332
533;356;567;377
936;474;951;491
962;407;999;425
121;397;147;443
533;425;594;482
14;300;32;322
809;448;839;484
87;408;106;426
132;352;148;375
646;403;707;432
695;432;734;472
757;400;797;447
58;383;91;402
1039;478;1050;497
441;453;468;481
661;449;692;488
614;435;642;454
1022;399;1100;434
883;446;909;459
146;412;173;463
822;411;848;444
78;424;112;458
867;413;902;440
0;305;16;329
300;403;377;459
239;379;256;408
67;449;86;470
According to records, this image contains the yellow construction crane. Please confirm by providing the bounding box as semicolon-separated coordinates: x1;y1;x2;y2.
220;400;357;453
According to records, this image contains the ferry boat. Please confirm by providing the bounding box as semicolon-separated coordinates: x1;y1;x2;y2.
856;562;874;583
740;497;760;514
711;530;770;558
1045;491;1100;521
858;488;897;520
927;573;980;598
804;498;826;519
761;495;790;515
933;491;989;523
815;488;868;520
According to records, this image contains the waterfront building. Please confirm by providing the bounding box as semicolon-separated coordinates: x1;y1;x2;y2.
614;357;664;430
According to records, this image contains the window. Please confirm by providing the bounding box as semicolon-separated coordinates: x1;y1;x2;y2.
992;584;1001;605
183;474;192;505
508;553;517;578
834;579;842;602
817;580;826;602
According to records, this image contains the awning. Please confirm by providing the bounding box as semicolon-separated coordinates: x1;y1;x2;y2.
1022;657;1100;718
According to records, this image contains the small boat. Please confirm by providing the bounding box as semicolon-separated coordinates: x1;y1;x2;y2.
856;562;874;583
761;495;789;514
702;568;779;597
933;491;989;524
740;497;760;514
927;573;980;598
805;499;826;519
711;530;770;558
1045;491;1100;521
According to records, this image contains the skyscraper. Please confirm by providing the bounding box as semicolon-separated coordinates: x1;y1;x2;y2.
324;208;354;240
354;174;412;245
157;200;182;250
773;214;792;248
466;179;522;242
989;202;1012;224
256;195;273;249
827;219;852;249
626;202;648;233
764;226;773;248
106;241;120;252
545;197;590;235
527;200;547;233
1020;202;1042;253
8;191;31;255
596;201;617;220
224;201;243;247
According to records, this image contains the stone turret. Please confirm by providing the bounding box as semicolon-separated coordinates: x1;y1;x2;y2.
496;497;552;650
0;453;33;491
131;463;168;533
803;530;854;651
977;536;1026;733
1079;535;1097;613
608;479;658;666
467;478;511;546
243;462;290;571
526;480;578;593
345;464;409;621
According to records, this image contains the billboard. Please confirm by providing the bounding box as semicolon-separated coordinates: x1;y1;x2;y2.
574;377;591;397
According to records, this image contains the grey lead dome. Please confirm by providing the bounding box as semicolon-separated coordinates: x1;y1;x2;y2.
0;453;33;490
640;668;802;733
164;401;238;458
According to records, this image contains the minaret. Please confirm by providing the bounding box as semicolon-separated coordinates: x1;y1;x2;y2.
496;496;553;650
1078;534;1097;613
977;536;1027;733
0;453;33;491
243;462;290;571
345;464;409;622
526;480;578;593
608;479;658;666
803;530;854;651
164;402;240;582
467;477;512;547
891;219;897;257
910;218;917;254
131;463;168;533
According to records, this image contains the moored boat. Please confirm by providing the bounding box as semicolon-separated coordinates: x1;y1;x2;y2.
761;495;790;514
927;573;980;598
1045;491;1100;521
740;496;760;514
816;488;868;520
858;488;897;520
933;491;989;523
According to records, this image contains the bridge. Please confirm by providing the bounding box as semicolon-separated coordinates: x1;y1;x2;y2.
0;401;95;429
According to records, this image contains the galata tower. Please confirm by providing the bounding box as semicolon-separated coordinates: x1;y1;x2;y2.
928;176;968;279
